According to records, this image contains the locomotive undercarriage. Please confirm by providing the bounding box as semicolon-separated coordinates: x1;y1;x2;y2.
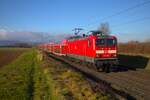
95;58;118;73
67;53;118;73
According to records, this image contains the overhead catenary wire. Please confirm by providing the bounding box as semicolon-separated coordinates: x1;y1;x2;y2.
111;16;150;28
81;0;150;30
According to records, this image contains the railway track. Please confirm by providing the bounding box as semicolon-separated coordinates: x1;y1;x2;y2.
46;52;150;100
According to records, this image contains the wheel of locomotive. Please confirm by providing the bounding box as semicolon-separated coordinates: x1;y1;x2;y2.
95;62;100;71
102;66;105;72
104;64;110;73
95;61;104;72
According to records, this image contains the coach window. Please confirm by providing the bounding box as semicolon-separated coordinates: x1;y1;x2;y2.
88;40;91;47
62;46;64;49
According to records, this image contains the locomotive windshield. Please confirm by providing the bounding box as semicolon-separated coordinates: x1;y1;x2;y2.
107;39;116;46
96;39;116;46
96;39;105;46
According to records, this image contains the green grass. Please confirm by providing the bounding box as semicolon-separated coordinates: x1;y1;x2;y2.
0;49;113;100
0;49;35;100
33;51;64;100
0;48;65;100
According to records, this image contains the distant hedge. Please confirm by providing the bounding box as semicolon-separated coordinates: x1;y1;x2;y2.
118;41;150;54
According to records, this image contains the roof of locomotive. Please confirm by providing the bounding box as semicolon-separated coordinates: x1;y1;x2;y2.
66;31;116;41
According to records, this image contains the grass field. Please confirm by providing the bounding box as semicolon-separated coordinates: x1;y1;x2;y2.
0;48;36;100
33;51;113;100
0;48;112;100
0;48;29;67
1;48;149;100
43;53;113;100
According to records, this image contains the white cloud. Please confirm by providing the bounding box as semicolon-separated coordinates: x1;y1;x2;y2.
0;29;8;39
0;30;54;43
0;30;71;43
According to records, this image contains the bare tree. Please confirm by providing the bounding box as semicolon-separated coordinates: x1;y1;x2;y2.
98;22;110;35
145;38;150;43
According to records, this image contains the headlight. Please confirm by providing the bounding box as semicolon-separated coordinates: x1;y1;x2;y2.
108;50;116;53
96;50;104;54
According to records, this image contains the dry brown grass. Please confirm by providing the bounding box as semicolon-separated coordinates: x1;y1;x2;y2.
43;53;113;100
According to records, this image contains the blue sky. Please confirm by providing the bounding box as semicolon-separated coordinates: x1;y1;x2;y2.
0;0;150;42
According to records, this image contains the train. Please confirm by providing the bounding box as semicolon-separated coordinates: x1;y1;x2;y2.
39;31;118;72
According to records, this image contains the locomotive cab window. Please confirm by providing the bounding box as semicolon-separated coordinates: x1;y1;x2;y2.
107;39;116;46
88;40;91;47
96;39;105;46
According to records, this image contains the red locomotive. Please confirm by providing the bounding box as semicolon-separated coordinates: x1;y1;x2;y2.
40;31;118;72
